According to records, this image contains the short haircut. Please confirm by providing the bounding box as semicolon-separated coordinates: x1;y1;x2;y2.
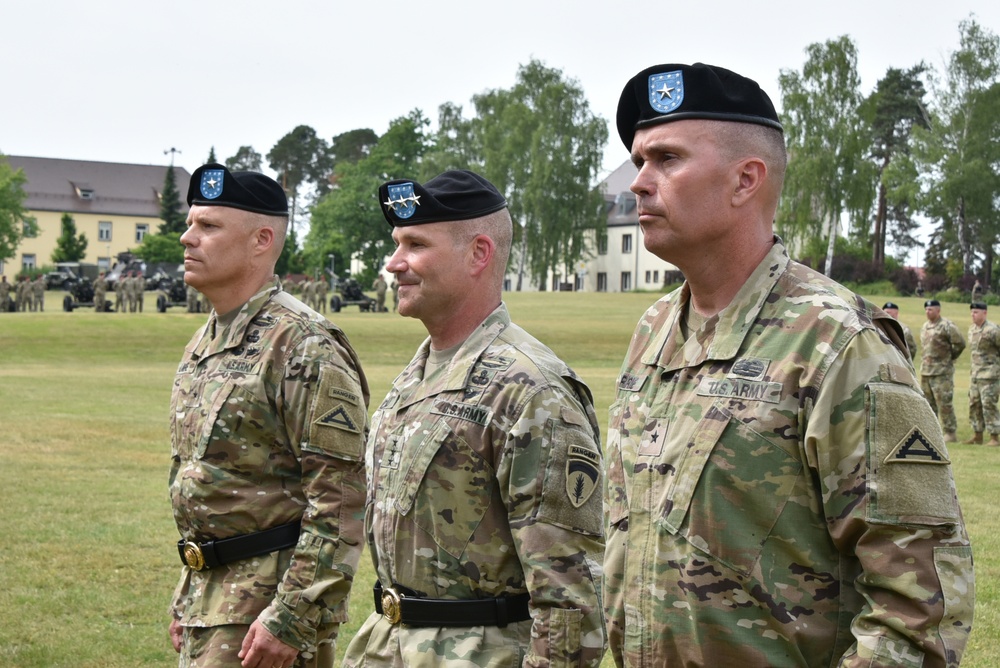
457;208;513;281
716;122;788;189
248;211;289;256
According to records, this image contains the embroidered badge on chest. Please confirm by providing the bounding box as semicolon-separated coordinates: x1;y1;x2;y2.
566;446;600;508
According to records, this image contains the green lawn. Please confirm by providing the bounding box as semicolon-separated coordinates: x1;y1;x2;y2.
0;292;994;666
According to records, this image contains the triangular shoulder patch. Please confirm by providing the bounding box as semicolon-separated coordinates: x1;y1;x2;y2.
315;404;360;433
884;427;950;465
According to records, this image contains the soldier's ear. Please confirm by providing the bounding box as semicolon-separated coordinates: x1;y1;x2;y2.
469;234;495;278
253;225;276;255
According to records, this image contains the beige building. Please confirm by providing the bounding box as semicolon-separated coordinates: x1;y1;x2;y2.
2;156;190;276
577;159;678;292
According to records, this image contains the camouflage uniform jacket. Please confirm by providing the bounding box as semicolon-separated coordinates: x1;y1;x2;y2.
968;319;1000;380
605;241;973;668
900;321;917;361
920;317;965;376
169;276;370;651
345;304;606;668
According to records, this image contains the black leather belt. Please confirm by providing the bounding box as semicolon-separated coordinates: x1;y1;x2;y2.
177;522;301;571
374;582;531;628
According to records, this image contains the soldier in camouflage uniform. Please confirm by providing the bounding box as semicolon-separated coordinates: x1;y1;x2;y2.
343;170;606;667
93;272;108;313
605;63;974;668
0;275;10;312
168;163;369;668
32;274;45;311
920;299;966;442
372;274;387;313
882;301;917;361
314;275;327;314
115;273;126;312
965;302;1000;445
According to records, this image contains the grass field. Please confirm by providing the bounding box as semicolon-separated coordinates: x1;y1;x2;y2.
0;291;996;667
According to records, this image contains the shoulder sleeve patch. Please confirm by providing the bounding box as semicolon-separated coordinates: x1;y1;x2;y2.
304;363;366;461
867;381;961;525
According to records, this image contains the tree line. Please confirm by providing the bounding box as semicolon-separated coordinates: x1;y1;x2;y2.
2;15;997;295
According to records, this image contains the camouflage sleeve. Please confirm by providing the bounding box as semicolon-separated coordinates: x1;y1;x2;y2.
258;331;368;650
905;327;918;362
808;329;974;668
497;384;607;668
950;322;966;360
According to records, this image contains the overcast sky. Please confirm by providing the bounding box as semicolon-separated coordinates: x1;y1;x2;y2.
2;1;996;263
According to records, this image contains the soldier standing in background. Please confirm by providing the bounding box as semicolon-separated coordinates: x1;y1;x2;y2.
605;62;973;667
115;274;126;312
32;275;45;312
169;163;369;667
314;274;327;314
372;273;387;313
882;301;917;361
93;272;108;313
390;278;398;312
17;275;32;311
134;271;144;312
966;301;1000;445
122;271;134;312
920;298;966;442
0;275;10;312
343;170;606;667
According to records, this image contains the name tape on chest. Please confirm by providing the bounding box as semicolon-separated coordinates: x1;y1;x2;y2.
696;377;781;403
431;401;493;426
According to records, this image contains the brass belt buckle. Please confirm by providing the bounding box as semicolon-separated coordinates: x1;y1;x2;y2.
183;541;207;571
381;586;403;625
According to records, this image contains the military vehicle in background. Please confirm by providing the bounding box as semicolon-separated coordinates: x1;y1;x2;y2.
330;277;380;312
62;278;112;312
156;277;199;313
45;262;99;291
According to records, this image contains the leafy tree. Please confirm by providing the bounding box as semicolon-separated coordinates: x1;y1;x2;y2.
778;37;875;276
330;129;378;167
267;125;331;237
226;146;263;172
0;155;37;265
135;232;184;263
914;17;1000;285
306;110;431;283
159;166;186;234
446;60;608;290
51;213;88;262
859;65;929;271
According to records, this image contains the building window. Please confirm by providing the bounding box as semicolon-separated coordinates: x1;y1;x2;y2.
22;254;37;271
22;221;36;238
654;270;660;284
621;271;632;292
98;257;111;271
597;272;607;292
98;221;113;242
622;234;633;254
575;273;585;291
598;236;608;255
645;270;652;284
135;223;149;243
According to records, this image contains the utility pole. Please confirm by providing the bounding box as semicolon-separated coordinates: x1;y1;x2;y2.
163;147;182;166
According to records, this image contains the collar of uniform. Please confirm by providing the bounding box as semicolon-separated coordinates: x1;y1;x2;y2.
644;238;789;370
393;303;511;411
190;276;281;357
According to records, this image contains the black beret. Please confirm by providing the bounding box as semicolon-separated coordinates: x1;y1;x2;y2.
187;163;288;216
617;62;783;150
379;170;507;227
882;302;899;310
924;299;941;307
971;302;988;310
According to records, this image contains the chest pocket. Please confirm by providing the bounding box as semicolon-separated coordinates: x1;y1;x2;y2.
391;419;495;560
181;378;274;484
660;403;802;576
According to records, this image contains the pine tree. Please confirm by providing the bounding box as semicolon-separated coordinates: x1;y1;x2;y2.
159;167;185;234
51;213;88;262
